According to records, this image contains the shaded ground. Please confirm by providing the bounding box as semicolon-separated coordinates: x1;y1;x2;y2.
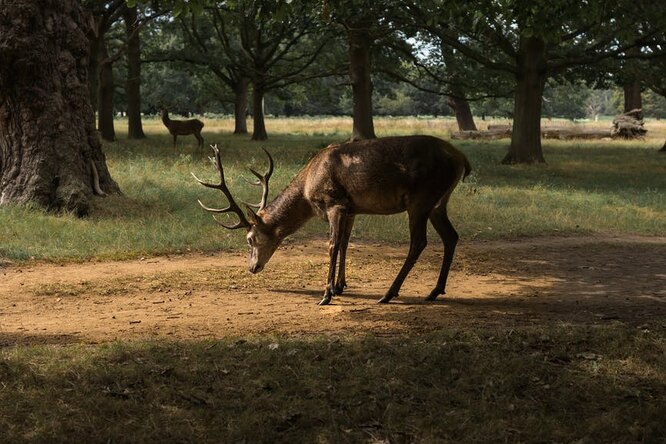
1;235;665;345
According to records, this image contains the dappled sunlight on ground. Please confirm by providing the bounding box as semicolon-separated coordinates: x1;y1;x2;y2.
1;235;664;345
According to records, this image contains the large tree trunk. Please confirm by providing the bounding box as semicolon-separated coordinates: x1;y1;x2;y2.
97;38;116;142
447;95;477;131
251;82;267;141
623;79;642;112
233;78;249;135
124;5;145;140
348;23;376;141
88;32;101;115
503;36;547;164
0;0;120;215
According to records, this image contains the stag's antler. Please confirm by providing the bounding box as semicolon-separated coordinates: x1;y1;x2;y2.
191;144;252;230
242;148;274;211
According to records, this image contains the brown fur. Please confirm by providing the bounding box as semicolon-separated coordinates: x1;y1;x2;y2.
201;135;471;305
161;110;204;149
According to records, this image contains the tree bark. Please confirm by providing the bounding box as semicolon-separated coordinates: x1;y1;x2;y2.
124;5;145;139
233;78;249;135
447;95;477;131
0;0;120;215
623;79;642;113
348;23;376;141
88;31;101;114
251;82;267;141
97;38;116;142
503;36;547;164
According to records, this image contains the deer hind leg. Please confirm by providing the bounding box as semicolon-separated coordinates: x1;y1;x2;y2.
426;202;459;301
320;206;349;305
379;210;429;304
334;215;355;295
173;134;177;150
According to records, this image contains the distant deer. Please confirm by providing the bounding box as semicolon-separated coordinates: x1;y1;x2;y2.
160;110;204;150
193;136;471;305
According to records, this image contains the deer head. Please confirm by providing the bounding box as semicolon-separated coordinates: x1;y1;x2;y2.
192;144;276;273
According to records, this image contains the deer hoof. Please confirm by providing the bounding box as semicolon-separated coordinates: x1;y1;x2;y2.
334;282;347;295
425;289;444;301
318;295;332;306
378;294;396;304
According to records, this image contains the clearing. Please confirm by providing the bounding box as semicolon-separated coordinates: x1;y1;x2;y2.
1;234;665;345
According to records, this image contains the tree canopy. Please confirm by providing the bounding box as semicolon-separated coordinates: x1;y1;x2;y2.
3;0;666;214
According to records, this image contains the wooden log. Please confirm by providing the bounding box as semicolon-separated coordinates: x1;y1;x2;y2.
541;127;610;140
487;124;512;131
451;128;511;140
611;108;646;139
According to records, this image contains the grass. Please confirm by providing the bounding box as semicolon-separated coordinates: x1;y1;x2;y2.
0;116;664;262
2;117;666;442
1;325;664;442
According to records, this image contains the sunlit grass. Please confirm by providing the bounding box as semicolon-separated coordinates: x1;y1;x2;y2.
0;117;664;262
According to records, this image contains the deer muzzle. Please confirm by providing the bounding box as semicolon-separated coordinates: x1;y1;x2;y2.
249;263;264;274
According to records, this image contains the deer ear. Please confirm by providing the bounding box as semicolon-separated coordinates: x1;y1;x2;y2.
244;205;261;226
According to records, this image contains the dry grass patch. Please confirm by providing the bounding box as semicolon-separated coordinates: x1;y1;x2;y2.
1;326;664;443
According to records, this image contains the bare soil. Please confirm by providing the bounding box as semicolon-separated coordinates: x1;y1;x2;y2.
1;235;665;346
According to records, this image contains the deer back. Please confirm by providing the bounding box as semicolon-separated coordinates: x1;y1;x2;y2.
301;135;470;216
161;110;204;135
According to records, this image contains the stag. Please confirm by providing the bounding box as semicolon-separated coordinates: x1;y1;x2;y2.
161;110;204;150
193;136;471;305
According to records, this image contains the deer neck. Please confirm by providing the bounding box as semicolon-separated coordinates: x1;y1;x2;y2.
260;181;313;240
161;112;170;126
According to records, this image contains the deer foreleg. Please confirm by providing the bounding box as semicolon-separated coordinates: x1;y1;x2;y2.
334;215;355;295
173;134;177;149
320;207;348;305
195;132;204;150
379;212;429;303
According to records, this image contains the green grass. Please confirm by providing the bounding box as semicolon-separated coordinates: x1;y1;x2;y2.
1;325;664;442
0;117;664;262
2;117;666;442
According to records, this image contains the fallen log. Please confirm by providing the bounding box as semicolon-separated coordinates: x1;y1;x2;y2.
611;108;647;139
451;128;511;140
541;127;611;140
487;124;512;131
452;125;611;140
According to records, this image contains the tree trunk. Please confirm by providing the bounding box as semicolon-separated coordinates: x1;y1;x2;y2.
503;36;547;164
233;78;249;135
124;5;145;139
447;95;477;131
623;79;642;113
348;23;376;141
88;32;100;114
251;82;267;141
0;0;120;215
97;38;116;142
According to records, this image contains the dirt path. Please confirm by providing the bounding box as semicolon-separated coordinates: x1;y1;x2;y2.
1;235;665;345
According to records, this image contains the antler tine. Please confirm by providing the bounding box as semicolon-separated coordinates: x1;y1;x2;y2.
240;175;262;186
242;200;262;210
192;144;252;230
247;148;274;211
211;215;249;230
239;175;262;209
